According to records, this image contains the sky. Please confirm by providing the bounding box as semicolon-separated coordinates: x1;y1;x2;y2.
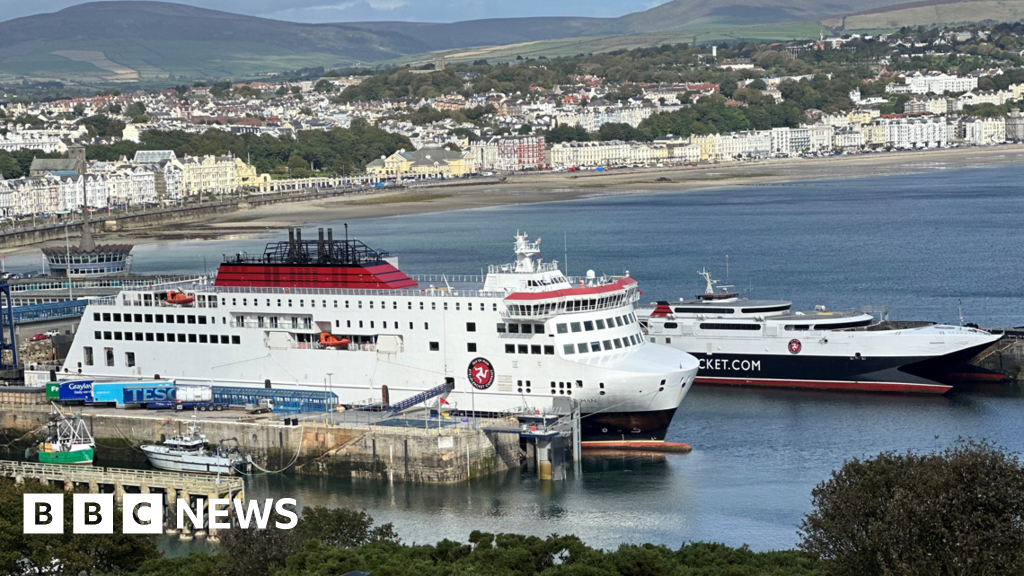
0;0;671;23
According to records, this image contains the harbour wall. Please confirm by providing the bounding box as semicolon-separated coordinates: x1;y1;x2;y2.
976;336;1024;382
0;406;521;484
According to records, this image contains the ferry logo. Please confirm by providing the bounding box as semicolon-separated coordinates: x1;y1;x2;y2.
468;358;495;390
788;339;802;354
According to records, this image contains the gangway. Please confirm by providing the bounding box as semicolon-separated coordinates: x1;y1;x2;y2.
7;300;88;323
387;381;453;414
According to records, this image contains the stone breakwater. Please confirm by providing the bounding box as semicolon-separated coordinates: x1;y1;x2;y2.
0;405;522;484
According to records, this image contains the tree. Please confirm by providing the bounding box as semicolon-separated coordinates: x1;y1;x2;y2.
295;506;398;549
275;86;289;96
545;124;590;144
133;115;151;124
72;103;85;117
0;151;21;179
125;102;146;118
517;123;533;135
220;519;299;576
314;79;334;93
210;81;232;98
800;440;1024;576
0;479;159;576
79;115;126;138
287;154;311;177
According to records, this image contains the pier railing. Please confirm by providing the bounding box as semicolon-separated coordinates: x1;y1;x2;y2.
0;459;243;495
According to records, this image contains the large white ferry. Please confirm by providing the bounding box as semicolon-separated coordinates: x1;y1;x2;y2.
62;229;699;443
637;269;1000;394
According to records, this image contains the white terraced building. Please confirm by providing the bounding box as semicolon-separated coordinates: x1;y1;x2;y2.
0;131;63;154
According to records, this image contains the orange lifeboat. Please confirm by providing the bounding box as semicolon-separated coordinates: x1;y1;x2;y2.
319;333;350;349
166;290;194;305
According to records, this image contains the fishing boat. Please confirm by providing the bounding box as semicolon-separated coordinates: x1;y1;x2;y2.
141;414;252;474
27;403;96;465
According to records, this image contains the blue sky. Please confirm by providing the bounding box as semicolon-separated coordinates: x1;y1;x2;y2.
0;0;670;23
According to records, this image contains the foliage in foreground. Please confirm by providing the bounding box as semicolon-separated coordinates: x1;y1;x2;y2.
4;439;1024;576
800;439;1024;576
0;479;160;576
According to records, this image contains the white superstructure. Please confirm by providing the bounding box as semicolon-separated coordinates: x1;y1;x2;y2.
63;231;699;443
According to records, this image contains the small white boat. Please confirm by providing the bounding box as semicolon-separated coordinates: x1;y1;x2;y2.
141;414;251;475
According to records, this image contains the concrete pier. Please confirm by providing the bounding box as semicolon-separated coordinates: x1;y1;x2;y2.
976;334;1024;383
0;459;243;537
0;404;522;484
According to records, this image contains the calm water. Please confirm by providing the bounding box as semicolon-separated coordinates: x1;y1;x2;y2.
15;163;1024;551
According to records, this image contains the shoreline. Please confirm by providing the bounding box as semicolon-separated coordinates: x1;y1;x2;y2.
20;144;1024;251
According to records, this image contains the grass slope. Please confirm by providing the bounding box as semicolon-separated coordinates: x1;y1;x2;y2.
827;0;1024;28
392;22;869;67
0;0;1015;83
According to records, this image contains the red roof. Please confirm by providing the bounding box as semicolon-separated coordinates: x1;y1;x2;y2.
505;277;636;301
215;263;417;290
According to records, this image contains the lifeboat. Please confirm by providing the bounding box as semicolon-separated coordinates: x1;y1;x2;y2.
319;333;350;349
165;290;195;305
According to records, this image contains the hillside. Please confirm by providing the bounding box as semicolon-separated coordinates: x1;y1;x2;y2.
0;1;429;81
0;0;1020;83
617;0;908;31
821;0;1024;29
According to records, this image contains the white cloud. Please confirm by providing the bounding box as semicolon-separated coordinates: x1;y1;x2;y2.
367;0;406;9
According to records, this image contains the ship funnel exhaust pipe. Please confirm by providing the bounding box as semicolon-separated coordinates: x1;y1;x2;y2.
295;228;303;261
327;229;334;262
287;228;296;260
317;228;325;262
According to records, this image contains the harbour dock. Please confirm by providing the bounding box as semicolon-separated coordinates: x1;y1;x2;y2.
0;459;243;540
0;404;526;484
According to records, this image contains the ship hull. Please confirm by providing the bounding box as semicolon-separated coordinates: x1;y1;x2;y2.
141;447;238;475
689;340;996;394
36;447;95;465
579;408;678;444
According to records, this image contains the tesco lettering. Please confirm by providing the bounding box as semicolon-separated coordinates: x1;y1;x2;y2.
123;387;177;405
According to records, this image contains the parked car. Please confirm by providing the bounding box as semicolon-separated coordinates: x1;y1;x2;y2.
28;333;47;342
44;329;59;338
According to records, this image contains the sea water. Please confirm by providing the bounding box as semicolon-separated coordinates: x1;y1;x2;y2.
11;163;1024;551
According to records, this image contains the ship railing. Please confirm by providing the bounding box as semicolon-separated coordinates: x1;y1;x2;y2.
409;274;486;284
7;276;205;294
86;297;119;306
212;285;509;299
486;262;562;274
293;341;376;352
240;320;312;330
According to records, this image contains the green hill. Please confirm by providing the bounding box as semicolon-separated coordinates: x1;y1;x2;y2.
0;0;1018;83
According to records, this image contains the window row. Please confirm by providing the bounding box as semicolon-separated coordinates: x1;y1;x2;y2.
496;322;544;334
556;313;636;335
504;344;556;355
93;331;241;345
563;333;643;355
506;289;635;317
225;297;500;313
95;312;208;325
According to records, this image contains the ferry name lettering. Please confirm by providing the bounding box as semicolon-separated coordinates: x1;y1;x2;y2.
699;358;761;372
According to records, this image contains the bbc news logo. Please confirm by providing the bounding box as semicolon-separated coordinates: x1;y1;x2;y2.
23;494;298;534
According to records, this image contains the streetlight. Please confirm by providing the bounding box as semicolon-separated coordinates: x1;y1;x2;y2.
326;373;333;415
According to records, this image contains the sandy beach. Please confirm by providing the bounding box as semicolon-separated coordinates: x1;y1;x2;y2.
35;144;1024;249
